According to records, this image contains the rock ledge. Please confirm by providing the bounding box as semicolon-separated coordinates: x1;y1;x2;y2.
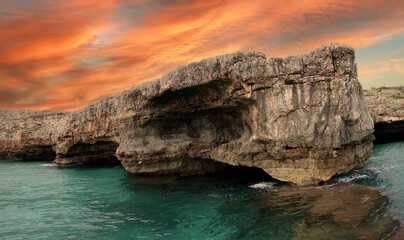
364;87;404;144
0;44;374;185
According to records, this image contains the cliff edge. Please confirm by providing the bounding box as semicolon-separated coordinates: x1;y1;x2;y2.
364;87;404;144
0;44;374;185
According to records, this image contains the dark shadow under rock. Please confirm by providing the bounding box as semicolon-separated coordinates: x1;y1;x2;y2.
374;121;404;144
55;141;121;166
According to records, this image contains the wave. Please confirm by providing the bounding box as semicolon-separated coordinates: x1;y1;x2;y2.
250;182;276;190
41;163;58;167
335;174;370;183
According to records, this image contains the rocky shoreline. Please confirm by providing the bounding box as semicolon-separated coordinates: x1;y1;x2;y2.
364;87;404;144
0;44;375;185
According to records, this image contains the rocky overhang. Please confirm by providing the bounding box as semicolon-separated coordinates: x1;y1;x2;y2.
0;44;375;185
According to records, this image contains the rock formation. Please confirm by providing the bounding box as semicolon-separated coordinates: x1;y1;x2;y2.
0;44;374;185
364;87;404;143
273;184;401;240
0;110;65;161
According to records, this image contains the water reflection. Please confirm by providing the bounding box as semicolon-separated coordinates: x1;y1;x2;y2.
212;182;401;239
1;141;403;239
120;161;404;239
122;172;403;239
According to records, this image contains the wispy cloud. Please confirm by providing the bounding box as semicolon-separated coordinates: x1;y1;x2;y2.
1;0;404;110
359;58;404;88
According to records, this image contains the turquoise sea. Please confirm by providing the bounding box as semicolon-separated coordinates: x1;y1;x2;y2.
0;141;403;239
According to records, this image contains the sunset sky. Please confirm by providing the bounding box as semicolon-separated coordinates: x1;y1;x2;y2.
1;0;404;111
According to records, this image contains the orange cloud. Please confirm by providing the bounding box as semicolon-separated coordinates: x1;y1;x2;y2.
0;0;119;110
1;0;404;111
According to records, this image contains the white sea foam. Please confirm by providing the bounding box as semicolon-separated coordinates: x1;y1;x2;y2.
41;163;57;167
336;174;369;183
250;182;276;190
368;163;397;174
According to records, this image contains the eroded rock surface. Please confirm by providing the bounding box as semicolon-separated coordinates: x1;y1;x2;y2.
0;44;374;185
364;87;404;144
0;110;66;161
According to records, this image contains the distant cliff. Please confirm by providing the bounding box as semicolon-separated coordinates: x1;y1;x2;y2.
364;87;404;143
0;44;374;185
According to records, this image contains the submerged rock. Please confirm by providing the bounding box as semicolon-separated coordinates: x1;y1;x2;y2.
272;184;400;240
0;44;374;185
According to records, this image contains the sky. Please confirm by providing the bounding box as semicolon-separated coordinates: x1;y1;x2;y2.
1;0;404;111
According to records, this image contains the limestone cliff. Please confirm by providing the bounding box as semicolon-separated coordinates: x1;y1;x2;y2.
0;110;66;161
364;87;404;143
0;44;374;185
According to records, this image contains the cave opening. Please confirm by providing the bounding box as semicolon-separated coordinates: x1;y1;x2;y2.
157;158;277;184
126;156;278;184
374;121;404;144
125;162;280;191
14;145;56;161
61;141;121;166
218;164;278;183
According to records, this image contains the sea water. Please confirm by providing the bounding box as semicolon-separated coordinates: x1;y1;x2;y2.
0;141;403;239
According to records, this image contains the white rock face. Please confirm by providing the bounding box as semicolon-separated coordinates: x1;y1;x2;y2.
0;44;374;185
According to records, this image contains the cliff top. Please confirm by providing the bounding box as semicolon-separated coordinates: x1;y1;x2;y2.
0;109;65;120
1;43;354;116
364;86;404;123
